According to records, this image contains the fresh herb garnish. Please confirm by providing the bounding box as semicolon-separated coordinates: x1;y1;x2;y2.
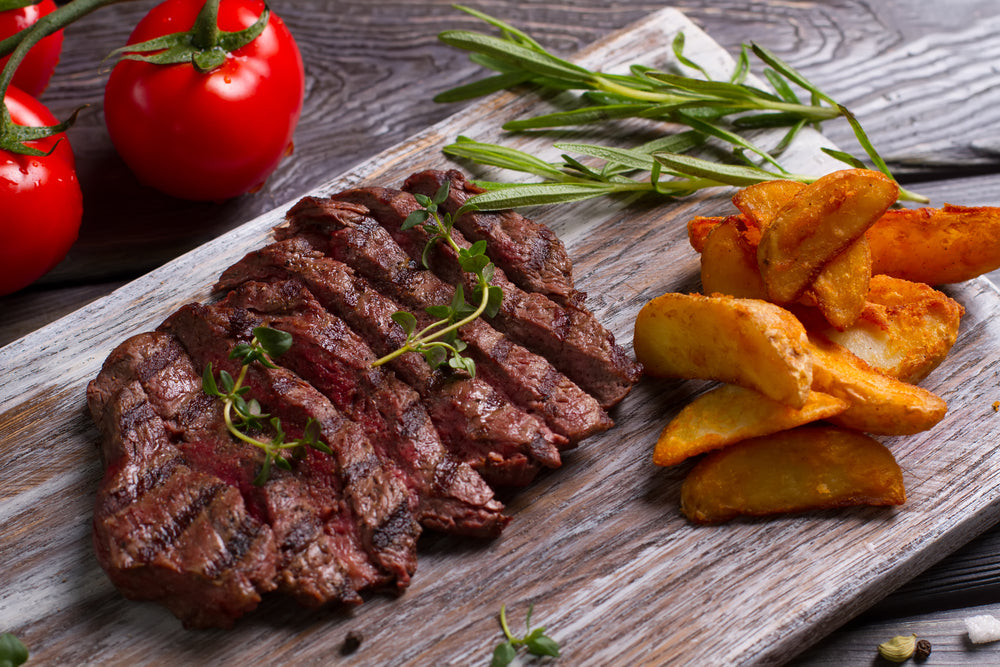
0;633;28;667
491;604;560;667
435;6;927;211
371;182;503;378
202;326;332;485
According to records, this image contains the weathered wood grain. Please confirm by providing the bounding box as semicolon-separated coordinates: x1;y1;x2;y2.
3;7;1000;665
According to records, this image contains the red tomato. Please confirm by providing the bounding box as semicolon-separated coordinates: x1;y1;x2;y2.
103;0;305;202
0;0;64;97
0;86;82;296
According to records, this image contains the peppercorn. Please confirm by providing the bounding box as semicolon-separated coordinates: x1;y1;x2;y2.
340;630;363;656
914;638;932;660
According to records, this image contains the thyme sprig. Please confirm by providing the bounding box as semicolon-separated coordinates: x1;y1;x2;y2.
202;326;331;485
371;182;503;378
435;6;927;211
0;633;28;667
491;604;560;667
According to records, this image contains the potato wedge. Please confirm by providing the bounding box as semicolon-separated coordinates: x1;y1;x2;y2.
634;293;812;408
800;237;872;330
731;179;804;227
653;385;848;467
757;169;899;304
808;333;947;434
680;425;905;524
687;215;725;253
821;275;964;383
700;218;767;299
867;204;1000;284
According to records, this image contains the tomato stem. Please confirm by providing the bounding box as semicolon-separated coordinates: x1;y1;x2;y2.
0;0;127;152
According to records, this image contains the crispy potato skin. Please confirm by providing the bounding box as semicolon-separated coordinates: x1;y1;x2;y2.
731;179;805;227
653;385;847;467
808;333;947;435
867;204;1000;284
757;169;898;304
700;218;767;299
681;425;905;524
633;293;812;408
822;274;964;383
801;237;872;330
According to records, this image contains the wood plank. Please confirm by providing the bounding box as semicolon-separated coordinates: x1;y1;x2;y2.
2;6;1000;666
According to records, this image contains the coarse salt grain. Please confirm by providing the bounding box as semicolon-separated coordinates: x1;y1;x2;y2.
965;614;1000;643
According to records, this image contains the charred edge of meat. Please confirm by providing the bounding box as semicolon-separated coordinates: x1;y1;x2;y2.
402;169;586;308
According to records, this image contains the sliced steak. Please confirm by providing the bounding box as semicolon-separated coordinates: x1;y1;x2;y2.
276;199;615;439
160;302;421;590
88;332;278;629
215;239;569;485
327;187;641;408
403;169;584;308
219;278;509;537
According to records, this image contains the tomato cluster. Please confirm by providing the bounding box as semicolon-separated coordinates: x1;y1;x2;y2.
0;0;305;295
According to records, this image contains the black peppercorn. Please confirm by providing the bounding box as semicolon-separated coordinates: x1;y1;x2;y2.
340;630;363;656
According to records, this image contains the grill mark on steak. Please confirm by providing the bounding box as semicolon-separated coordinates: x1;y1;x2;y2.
220;279;510;536
274;201;613;442
326;187;641;409
160;302;421;589
88;333;279;629
215;241;573;486
403;169;584;308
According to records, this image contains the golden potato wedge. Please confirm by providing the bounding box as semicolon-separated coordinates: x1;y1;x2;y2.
634;293;812;407
687;215;724;253
680;425;906;524
757;169;899;304
821;275;964;383
700;218;767;299
808;333;947;434
867;204;1000;284
731;179;804;227
800;237;872;330
653;385;848;467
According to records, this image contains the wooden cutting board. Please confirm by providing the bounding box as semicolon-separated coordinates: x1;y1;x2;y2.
4;8;1000;665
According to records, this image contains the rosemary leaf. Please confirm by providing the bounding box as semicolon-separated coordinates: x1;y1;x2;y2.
438;30;594;85
434;71;533;103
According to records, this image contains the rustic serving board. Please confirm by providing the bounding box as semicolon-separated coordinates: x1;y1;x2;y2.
4;8;1000;665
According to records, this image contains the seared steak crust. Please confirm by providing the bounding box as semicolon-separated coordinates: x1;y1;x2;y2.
275;199;614;442
88;170;639;630
328;187;642;408
403;169;584;308
215;238;567;485
219;278;509;537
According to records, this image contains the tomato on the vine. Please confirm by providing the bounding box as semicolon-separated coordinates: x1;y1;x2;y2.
0;85;82;296
0;0;64;97
103;0;305;202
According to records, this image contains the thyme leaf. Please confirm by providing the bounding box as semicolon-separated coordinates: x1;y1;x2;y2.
0;633;28;667
202;326;330;485
436;7;928;210
491;604;560;667
372;182;502;377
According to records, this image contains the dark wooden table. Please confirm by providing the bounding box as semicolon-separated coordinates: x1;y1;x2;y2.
3;1;1000;663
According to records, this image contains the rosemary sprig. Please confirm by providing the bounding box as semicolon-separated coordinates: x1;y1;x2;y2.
491;604;560;667
372;182;503;377
435;6;928;210
202;326;332;485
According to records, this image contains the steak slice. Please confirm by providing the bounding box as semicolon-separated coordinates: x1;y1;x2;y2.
215;239;568;486
219;278;509;537
160;302;421;590
328;187;642;408
276;199;615;440
88;332;278;629
403;169;584;308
